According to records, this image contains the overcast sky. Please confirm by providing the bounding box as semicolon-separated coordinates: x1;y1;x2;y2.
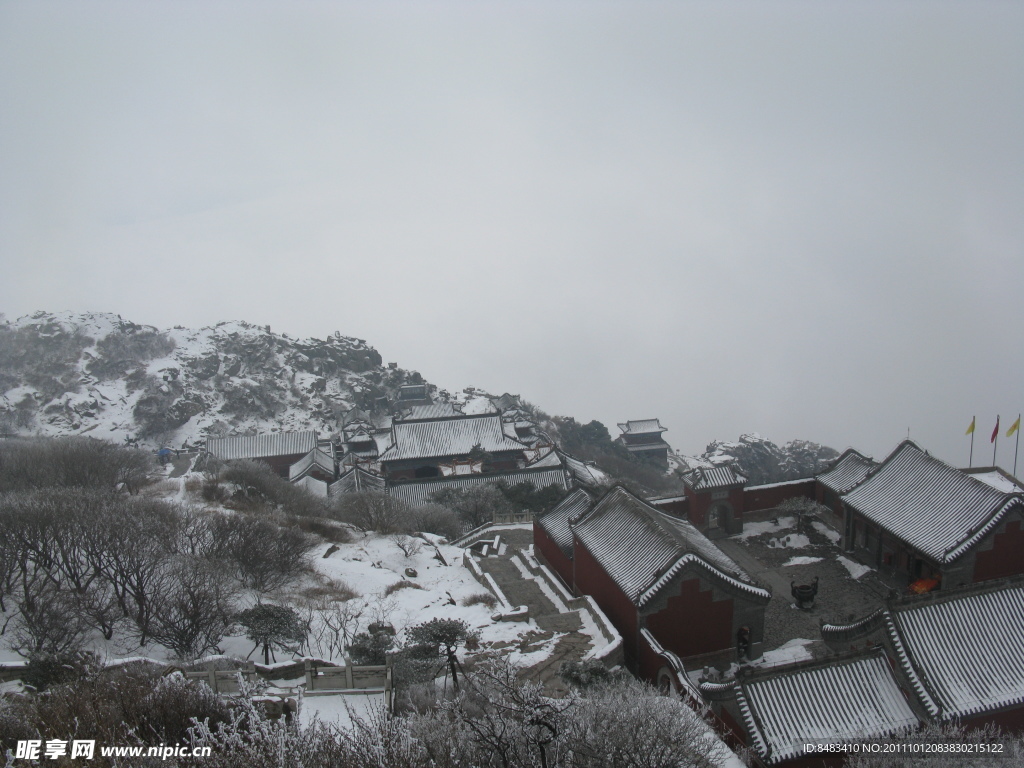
1;1;1021;468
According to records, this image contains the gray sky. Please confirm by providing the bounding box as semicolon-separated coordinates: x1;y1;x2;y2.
1;1;1022;468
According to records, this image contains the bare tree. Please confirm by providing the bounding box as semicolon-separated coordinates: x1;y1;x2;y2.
206;513;316;593
333;491;414;534
147;557;237;660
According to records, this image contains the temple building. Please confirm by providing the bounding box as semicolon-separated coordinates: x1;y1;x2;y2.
839;440;1024;587
534;485;770;678
616;419;671;465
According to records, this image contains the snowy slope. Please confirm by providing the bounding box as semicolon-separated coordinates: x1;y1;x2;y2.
0;311;426;447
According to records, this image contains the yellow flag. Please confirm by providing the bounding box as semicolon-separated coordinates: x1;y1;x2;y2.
965;416;976;435
1008;416;1021;437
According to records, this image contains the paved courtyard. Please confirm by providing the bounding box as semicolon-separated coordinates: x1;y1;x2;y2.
715;514;898;662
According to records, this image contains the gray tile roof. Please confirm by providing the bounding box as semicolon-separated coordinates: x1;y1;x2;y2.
736;651;919;764
537;488;593;557
842;441;1023;562
388;467;569;507
394;403;463;420
557;450;611;488
381;414;527;462
207;431;318;461
817;449;876;494
685;464;746;491
891;583;1024;719
572;487;762;604
617;419;666;435
328;466;385;497
288;448;335;481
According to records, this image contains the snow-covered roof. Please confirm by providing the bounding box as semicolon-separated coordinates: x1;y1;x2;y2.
388;467;569;507
526;447;564;469
288;448;335;481
617;419;667;435
537;488;593;557
490;393;520;413
890;582;1024;719
841;441;1023;563
963;468;1024;494
817;449;876;495
556;450;611;488
381;414;527;462
685;464;746;491
572;486;760;604
328;466;386;497
734;651;919;764
207;431;318;461
394;403;463;421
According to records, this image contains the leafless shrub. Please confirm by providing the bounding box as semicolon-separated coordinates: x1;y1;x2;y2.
0;436;153;494
391;534;423;558
288;514;352;543
206;512;316;593
384;581;423;597
219;458;327;517
461;592;498;609
8;580;90;661
147;557;238;660
408;502;463;541
298;577;359;604
332;491;414;534
0;663;231;751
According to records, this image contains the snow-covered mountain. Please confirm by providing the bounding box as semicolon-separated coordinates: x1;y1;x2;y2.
0;312;840;487
674;433;839;486
0;311;439;446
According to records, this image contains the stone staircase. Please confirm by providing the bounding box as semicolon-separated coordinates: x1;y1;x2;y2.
473;529;593;695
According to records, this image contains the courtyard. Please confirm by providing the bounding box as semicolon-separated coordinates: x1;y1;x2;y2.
714;513;899;665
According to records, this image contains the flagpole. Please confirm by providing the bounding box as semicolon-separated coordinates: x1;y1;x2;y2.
993;415;999;466
1014;414;1020;478
969;415;975;467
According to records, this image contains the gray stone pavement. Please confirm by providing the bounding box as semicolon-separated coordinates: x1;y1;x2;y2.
474;527;592;696
715;520;895;660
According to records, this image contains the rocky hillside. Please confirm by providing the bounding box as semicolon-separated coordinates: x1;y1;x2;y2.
0;313;840;488
0;311;438;446
675;433;840;486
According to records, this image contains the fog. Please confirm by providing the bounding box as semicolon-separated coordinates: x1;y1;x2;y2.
2;1;1021;468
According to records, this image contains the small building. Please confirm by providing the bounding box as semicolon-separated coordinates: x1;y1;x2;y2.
682;464;747;536
395;383;430;406
616;419;671;465
840;440;1024;587
537;485;770;677
206;431;318;478
379;413;528;482
287;448;337;496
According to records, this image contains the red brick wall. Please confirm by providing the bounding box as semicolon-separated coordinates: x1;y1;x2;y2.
743;479;816;512
973;518;1024;582
643;578;734;658
573;535;640;668
533;523;574;592
687;486;745;528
